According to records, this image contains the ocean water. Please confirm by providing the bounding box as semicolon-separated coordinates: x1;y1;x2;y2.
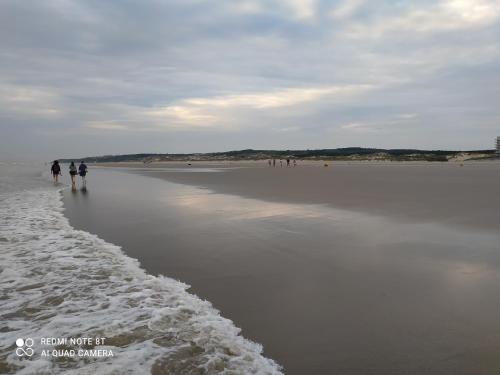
0;163;282;375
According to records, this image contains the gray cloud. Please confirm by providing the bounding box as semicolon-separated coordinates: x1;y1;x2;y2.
1;0;499;160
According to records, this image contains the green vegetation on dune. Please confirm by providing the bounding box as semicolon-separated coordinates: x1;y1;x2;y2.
60;148;497;163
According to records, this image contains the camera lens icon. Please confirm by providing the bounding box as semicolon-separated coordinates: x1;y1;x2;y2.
16;338;34;357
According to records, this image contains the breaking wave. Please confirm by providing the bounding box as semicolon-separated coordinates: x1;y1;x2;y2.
0;183;282;374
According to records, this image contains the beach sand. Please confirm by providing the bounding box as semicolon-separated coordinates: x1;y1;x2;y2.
116;160;500;231
63;162;500;374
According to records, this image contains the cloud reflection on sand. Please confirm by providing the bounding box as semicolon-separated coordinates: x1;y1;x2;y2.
171;191;329;220
160;180;500;289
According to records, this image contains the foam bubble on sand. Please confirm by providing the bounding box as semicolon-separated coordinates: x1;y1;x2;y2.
0;187;283;374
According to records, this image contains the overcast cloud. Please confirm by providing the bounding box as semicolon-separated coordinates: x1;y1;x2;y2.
1;0;499;159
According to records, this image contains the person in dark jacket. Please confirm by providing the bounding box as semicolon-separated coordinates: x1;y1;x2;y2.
79;161;88;188
51;160;61;184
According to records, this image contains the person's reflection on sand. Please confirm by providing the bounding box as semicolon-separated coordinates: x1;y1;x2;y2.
68;186;88;199
80;187;88;197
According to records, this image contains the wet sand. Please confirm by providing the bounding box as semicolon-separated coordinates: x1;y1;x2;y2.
123;160;500;231
63;163;500;374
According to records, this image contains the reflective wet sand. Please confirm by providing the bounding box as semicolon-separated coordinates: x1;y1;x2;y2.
63;164;500;375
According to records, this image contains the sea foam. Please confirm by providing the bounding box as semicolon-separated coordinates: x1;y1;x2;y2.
0;185;282;374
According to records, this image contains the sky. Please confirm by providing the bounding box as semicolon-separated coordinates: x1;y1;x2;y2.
1;0;500;160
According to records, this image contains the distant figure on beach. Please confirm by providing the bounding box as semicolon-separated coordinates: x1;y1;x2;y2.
280;159;283;167
79;161;88;188
268;159;272;167
51;160;61;184
293;159;297;167
273;159;276;167
69;161;77;189
286;158;290;167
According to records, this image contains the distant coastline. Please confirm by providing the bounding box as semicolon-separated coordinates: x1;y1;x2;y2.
60;147;498;163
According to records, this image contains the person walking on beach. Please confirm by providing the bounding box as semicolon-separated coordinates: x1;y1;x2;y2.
293;159;297;167
79;161;88;188
268;159;272;167
273;159;276;167
280;159;283;167
286;158;290;167
51;160;61;184
69;161;77;189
